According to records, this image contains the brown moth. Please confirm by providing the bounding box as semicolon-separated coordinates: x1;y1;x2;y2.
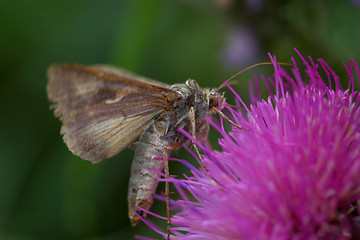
47;64;224;225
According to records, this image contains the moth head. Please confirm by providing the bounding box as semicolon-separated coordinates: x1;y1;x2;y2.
206;89;225;111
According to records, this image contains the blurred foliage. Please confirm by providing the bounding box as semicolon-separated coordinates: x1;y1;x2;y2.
0;0;359;239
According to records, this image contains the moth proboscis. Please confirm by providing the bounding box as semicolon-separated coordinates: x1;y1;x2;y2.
47;64;225;229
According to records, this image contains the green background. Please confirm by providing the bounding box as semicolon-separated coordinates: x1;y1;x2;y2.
1;1;359;239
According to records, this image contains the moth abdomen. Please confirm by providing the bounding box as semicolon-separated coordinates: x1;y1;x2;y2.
128;122;169;225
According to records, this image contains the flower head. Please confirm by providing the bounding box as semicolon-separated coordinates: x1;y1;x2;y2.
141;50;360;240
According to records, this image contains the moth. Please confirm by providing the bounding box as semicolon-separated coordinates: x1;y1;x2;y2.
47;64;224;226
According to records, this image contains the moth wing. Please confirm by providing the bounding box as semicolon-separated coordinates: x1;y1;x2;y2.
47;64;180;163
93;64;171;88
63;111;161;163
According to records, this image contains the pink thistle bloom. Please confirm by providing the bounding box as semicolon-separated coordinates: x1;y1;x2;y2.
141;50;360;240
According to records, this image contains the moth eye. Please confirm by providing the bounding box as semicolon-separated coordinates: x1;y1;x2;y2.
208;96;218;109
135;209;146;218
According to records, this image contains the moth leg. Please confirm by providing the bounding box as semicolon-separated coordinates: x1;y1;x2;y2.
163;148;171;240
189;107;207;171
214;107;244;130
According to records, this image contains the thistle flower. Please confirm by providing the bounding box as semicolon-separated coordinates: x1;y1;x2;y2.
139;50;360;240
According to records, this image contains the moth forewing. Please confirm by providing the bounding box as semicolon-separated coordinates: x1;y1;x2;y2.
93;64;171;88
47;64;180;162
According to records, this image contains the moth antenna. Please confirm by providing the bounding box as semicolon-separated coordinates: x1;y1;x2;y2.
190;107;208;171
163;149;171;240
217;62;292;91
